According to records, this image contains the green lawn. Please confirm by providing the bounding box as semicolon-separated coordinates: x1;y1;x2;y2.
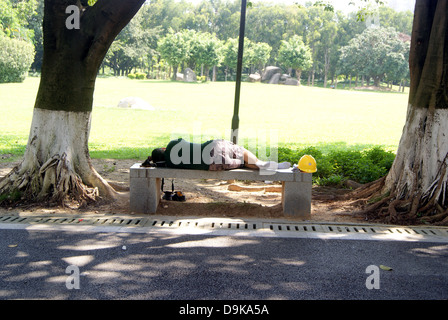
0;76;409;161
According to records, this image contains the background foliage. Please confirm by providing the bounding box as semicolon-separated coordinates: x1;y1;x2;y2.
0;35;35;83
0;0;413;86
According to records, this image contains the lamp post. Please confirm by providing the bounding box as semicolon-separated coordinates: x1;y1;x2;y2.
231;0;247;145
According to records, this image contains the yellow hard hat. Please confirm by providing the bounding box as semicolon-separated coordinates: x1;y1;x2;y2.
298;155;317;173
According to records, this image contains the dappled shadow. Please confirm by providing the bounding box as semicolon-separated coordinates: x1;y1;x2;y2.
156;201;285;220
1;228;447;300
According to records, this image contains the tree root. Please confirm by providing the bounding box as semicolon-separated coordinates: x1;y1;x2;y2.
420;209;448;224
38;154;99;202
343;176;386;201
0;153;115;207
343;167;448;225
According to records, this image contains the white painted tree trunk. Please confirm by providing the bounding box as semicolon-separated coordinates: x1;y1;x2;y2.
384;105;448;208
0;108;115;202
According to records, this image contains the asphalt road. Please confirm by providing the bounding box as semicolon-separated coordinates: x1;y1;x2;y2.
1;226;447;303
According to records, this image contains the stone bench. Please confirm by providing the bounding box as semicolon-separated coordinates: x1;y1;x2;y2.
130;164;312;219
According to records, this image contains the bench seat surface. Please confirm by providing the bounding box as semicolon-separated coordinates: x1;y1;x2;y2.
130;163;311;182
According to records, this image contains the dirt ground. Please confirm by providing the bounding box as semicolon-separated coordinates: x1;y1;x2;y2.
0;158;366;223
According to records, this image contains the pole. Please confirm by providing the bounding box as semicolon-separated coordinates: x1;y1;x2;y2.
231;0;247;145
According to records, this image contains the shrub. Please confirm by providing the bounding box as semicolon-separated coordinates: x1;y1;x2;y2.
0;36;35;83
197;75;207;82
314;174;345;187
277;145;395;186
128;72;147;80
363;146;395;171
135;72;146;80
326;148;395;184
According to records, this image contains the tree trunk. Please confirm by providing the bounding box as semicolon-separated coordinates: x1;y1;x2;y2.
311;66;315;86
353;0;448;225
172;65;178;81
323;48;330;88
0;0;145;205
296;69;302;86
373;76;381;87
212;65;217;82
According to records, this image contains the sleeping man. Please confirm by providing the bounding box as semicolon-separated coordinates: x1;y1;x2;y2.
142;138;291;171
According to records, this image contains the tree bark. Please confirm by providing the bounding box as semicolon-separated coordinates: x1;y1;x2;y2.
0;0;145;204
323;48;330;88
296;69;302;86
172;65;178;81
355;0;448;224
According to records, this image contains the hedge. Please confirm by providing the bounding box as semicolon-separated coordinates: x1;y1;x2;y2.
276;146;396;187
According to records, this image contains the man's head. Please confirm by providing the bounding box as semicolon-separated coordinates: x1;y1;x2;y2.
141;147;166;167
151;147;166;163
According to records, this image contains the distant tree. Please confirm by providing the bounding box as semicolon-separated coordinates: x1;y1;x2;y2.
103;10;160;76
193;32;223;80
383;37;410;88
0;0;37;40
222;37;239;81
337;35;362;84
0;0;39;74
246;41;272;74
27;0;44;71
378;6;413;35
277;35;313;85
339;26;409;87
316;8;338;87
141;0;192;34
157;29;190;80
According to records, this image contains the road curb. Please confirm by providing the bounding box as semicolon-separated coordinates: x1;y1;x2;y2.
1;213;448;243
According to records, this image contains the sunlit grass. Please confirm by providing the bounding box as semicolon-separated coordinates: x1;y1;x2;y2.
0;76;409;160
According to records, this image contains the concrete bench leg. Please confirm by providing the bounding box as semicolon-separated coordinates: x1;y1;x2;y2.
148;177;162;213
282;181;311;219
130;177;161;214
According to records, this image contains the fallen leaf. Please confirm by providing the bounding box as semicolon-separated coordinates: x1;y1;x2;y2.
380;265;393;271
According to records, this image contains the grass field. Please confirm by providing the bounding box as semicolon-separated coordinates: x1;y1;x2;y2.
0;76;409;161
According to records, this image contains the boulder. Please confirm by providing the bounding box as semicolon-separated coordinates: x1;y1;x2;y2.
280;74;291;82
268;72;281;84
279;74;291;84
183;68;197;82
249;73;261;82
176;73;184;81
261;66;282;83
284;78;299;86
117;97;154;110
